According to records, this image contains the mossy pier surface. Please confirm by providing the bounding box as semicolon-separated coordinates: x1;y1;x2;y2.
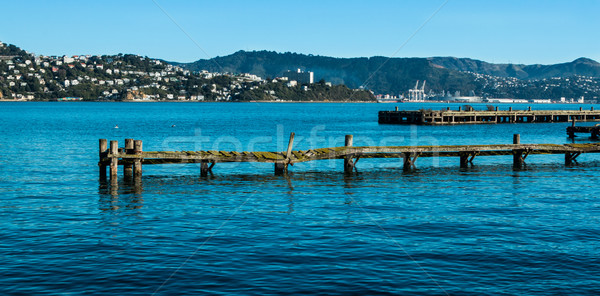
99;134;600;179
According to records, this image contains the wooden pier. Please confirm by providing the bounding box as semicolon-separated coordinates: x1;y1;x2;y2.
379;106;600;125
99;134;600;178
567;124;600;139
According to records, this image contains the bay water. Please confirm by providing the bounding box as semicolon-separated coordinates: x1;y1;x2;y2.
1;102;599;295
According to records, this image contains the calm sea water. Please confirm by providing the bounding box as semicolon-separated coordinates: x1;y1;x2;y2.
1;102;599;295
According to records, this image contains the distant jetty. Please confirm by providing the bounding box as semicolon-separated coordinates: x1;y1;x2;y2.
379;106;600;125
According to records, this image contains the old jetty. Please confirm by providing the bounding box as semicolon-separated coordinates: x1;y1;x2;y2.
379;106;600;125
99;134;600;178
567;124;600;139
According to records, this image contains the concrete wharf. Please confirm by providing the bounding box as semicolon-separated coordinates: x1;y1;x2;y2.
99;134;600;178
379;106;600;125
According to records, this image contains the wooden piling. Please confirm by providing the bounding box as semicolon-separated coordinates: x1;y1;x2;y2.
109;140;118;179
403;152;419;171
459;152;469;168
133;140;143;176
344;135;354;174
275;133;295;175
512;134;524;167
200;160;209;177
124;139;134;178
565;153;573;166
200;161;216;177
565;152;580;166
99;139;107;178
286;133;295;160
274;162;286;175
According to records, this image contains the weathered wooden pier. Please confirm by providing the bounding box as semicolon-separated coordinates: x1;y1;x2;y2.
567;124;600;139
379;106;600;125
99;134;600;178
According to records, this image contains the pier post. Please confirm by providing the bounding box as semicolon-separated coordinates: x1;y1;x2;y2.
344;135;354;174
99;139;108;178
512;134;525;167
274;163;286;175
403;152;419;171
133;140;143;177
124;139;134;179
201;160;209;177
403;153;411;171
275;132;295;176
286;133;295;160
567;128;575;139
565;152;581;166
109;140;119;179
565;153;573;166
459;152;469;168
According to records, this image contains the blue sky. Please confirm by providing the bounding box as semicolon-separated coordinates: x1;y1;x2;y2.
1;0;598;64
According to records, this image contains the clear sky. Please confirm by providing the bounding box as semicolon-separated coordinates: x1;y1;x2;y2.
1;0;598;64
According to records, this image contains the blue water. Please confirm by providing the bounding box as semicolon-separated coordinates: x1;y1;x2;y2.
1;102;600;295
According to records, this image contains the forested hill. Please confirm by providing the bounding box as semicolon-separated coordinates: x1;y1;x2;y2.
172;50;480;95
427;57;600;80
0;42;375;102
174;51;600;96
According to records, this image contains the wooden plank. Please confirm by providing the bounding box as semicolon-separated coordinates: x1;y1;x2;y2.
292;150;304;160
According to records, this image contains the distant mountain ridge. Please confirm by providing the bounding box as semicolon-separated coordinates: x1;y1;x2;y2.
427;56;600;80
173;50;480;95
174;51;600;95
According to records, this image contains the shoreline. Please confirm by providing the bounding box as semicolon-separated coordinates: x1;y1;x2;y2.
0;99;378;103
0;99;596;105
